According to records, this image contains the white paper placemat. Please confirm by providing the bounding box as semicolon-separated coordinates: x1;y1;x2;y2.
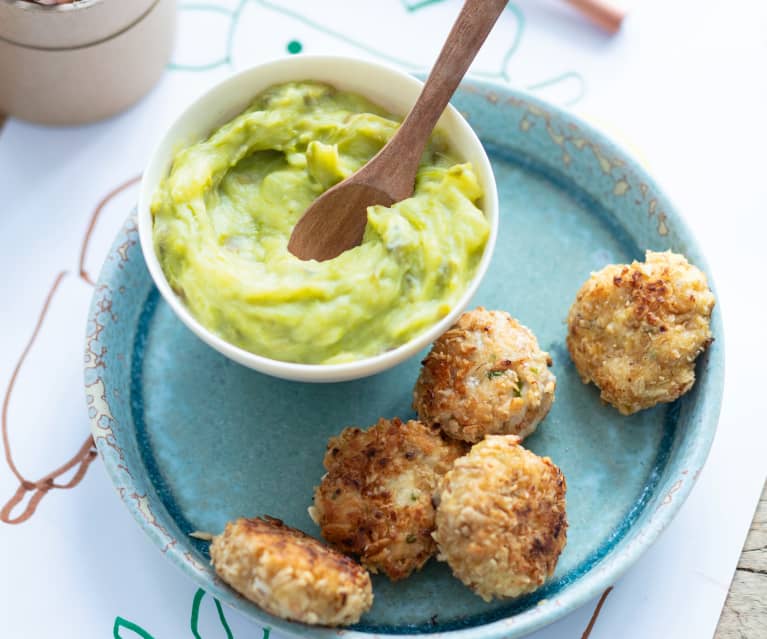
1;1;765;637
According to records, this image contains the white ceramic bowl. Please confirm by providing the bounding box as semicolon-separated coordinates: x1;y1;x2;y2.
138;56;499;383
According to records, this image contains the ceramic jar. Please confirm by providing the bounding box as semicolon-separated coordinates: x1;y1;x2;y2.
0;0;176;125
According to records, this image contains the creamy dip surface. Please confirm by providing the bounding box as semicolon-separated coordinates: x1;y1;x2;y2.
151;82;489;364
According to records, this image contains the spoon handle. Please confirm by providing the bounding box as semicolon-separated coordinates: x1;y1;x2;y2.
362;0;508;199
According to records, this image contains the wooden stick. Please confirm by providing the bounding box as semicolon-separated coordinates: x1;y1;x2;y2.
565;0;626;33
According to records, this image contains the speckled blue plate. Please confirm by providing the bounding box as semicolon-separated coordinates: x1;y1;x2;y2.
85;79;723;639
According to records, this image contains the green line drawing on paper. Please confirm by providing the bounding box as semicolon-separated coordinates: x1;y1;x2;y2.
254;0;430;69
459;1;524;82
169;0;248;71
191;588;235;639
400;0;444;12
256;0;524;80
113;588;271;638
114;617;156;639
527;71;587;105
177;1;233;16
254;0;528;85
169;0;586;105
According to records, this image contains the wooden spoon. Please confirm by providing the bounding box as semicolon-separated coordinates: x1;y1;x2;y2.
288;0;508;261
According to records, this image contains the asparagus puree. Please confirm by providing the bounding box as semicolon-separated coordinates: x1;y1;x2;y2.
151;82;489;364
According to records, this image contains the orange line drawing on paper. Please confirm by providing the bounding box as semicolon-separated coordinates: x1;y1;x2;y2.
2;172;141;525
581;586;614;639
1;271;98;524
79;174;142;285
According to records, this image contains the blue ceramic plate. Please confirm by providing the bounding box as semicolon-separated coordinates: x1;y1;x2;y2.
85;79;723;639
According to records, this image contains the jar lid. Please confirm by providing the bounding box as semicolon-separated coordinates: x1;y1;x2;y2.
0;0;158;49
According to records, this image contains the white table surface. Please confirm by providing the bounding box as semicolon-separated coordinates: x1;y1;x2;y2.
1;1;766;637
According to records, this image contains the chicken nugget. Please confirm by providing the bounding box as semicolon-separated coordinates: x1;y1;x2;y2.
413;308;556;443
311;418;465;581
433;435;567;601
567;250;715;414
210;516;372;626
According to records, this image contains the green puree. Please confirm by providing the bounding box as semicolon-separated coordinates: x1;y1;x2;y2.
152;82;489;364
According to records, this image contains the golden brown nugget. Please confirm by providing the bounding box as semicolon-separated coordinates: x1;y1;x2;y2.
433;435;567;601
210;516;372;626
567;250;715;414
413;308;556;443
311;418;465;581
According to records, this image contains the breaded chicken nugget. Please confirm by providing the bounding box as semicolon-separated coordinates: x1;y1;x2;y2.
311;418;465;581
567;250;715;415
413;308;556;443
210;516;372;626
433;436;567;602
